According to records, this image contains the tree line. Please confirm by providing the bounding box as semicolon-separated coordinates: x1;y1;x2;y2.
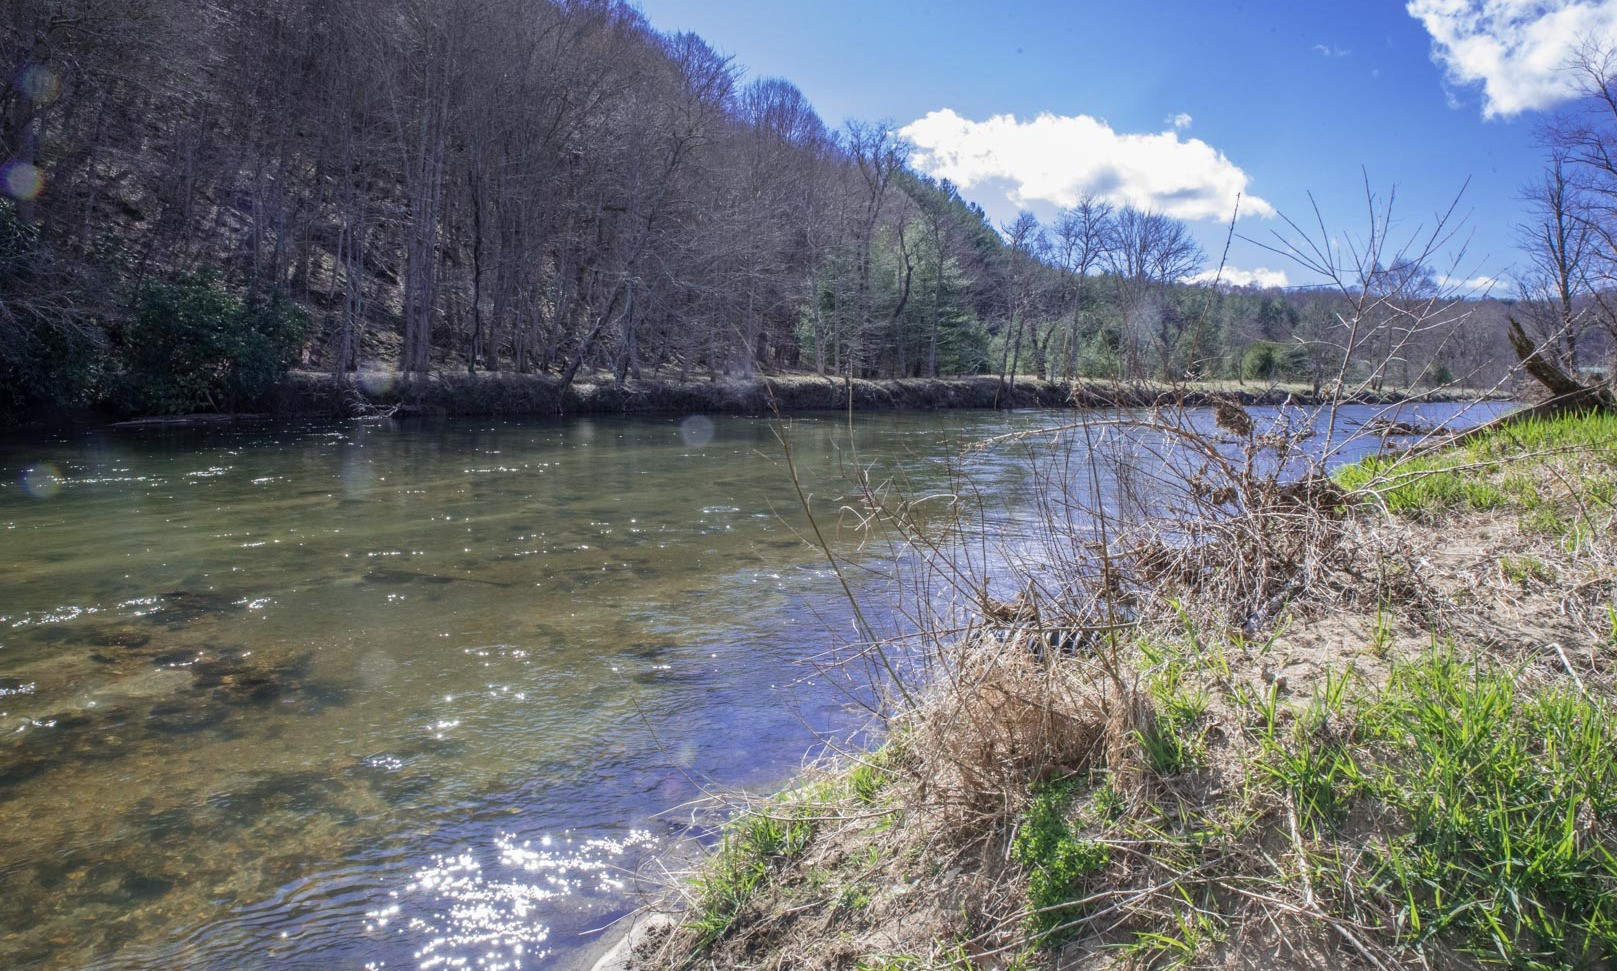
1;0;1523;418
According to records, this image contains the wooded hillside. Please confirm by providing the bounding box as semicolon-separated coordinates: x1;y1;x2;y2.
1;0;1524;418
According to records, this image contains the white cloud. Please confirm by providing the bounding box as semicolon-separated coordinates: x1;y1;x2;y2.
899;109;1273;223
1167;112;1193;130
1438;272;1505;292
1186;266;1291;289
1408;0;1617;117
1313;44;1352;57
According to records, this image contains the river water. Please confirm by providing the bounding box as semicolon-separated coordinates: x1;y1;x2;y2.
0;403;1509;971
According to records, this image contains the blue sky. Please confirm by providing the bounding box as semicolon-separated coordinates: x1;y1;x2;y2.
632;0;1617;291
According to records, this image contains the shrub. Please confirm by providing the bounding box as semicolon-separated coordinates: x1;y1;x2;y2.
1240;340;1308;383
114;271;307;414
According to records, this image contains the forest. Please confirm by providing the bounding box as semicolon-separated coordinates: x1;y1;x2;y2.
0;0;1579;420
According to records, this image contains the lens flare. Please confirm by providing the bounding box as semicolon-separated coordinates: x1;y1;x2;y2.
20;463;63;499
678;414;714;448
18;66;60;105
357;370;396;397
341;449;375;499
2;162;43;202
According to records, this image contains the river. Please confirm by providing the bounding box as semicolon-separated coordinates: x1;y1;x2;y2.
0;402;1510;970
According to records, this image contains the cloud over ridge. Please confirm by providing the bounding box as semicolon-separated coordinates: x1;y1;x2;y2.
1408;0;1617;117
1186;266;1291;289
899;109;1273;223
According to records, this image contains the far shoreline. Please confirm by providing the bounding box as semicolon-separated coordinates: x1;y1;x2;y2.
266;370;1503;421
3;372;1512;433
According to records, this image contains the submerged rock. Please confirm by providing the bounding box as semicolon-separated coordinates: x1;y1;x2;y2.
145;699;231;734
85;626;153;649
149;649;204;668
142;591;245;627
0;711;128;794
190;648;311;704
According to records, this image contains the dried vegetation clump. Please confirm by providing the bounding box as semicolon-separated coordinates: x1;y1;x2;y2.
627;403;1617;971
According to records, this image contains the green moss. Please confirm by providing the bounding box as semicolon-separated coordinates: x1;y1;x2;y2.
1012;780;1111;946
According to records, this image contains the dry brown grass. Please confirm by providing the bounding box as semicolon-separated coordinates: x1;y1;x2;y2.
622;401;1617;971
899;644;1120;810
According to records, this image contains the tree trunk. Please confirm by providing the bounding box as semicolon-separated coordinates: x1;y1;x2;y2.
1507;315;1613;410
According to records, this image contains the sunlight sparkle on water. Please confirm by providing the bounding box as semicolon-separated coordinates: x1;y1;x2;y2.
377;831;655;971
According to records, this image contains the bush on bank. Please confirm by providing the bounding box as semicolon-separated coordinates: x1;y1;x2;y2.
110;271;308;416
643;409;1616;971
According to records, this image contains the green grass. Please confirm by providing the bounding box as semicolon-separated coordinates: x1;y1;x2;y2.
1334;452;1509;514
1137;642;1212;774
1467;410;1617;458
689;802;820;949
850;744;899;804
1122;902;1223;970
685;749;911;952
1116;643;1617;969
853;945;986;971
1244;649;1617;968
1334;411;1617;536
1246;648;1617;966
1500;554;1554;587
1256;670;1364;836
1358;651;1617;968
997;635;1612;968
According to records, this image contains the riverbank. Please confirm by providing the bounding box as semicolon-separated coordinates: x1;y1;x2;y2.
611;407;1617;970
269;370;1495;419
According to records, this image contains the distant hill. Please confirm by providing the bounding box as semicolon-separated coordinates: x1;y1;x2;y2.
1;0;1524;419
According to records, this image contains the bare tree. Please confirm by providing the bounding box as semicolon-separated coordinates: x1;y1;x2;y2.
1514;154;1596;375
1248;178;1480;439
1528;38;1617;404
2;0;1534;417
997;211;1046;390
842;119;905;380
1052;195;1114;380
1105;207;1203;380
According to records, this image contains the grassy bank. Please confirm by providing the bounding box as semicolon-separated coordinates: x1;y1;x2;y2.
620;407;1616;970
269;370;1492;419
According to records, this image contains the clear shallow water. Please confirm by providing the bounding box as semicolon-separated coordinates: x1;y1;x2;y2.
0;402;1511;970
0;411;1051;971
